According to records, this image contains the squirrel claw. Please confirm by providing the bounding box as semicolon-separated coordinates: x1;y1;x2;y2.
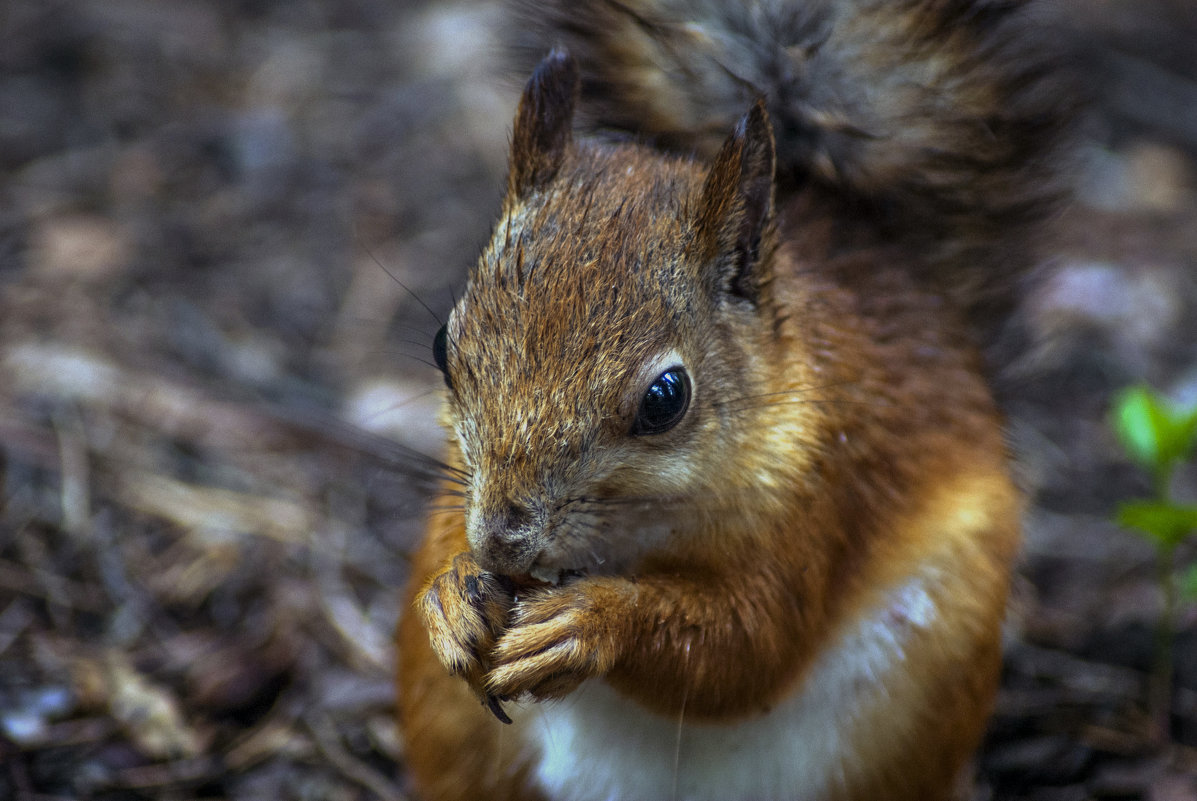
418;552;516;685
483;693;513;725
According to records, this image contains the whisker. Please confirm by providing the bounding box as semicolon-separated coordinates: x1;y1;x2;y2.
396;353;443;372
712;380;858;409
573;494;690;511
264;406;472;485
354;388;441;430
337;317;434;339
722;397;882;412
393;321;441;338
672;662;689;801
427;504;467;514
394;337;438;351
360;239;444;326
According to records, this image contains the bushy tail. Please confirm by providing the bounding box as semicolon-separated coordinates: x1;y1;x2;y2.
508;0;1073;323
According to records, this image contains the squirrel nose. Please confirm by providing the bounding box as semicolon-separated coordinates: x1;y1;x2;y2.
470;497;542;575
502;501;533;530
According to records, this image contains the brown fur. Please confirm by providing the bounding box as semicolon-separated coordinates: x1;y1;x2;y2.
396;2;1067;799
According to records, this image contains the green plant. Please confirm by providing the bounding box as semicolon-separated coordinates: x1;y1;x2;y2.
1110;384;1197;737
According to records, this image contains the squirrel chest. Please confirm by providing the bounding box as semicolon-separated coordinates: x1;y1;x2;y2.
523;558;982;801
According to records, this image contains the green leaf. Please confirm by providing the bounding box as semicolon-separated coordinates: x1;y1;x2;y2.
1180;405;1197;454
1112;386;1197;476
1113;386;1168;468
1117;501;1197;549
1182;564;1197;601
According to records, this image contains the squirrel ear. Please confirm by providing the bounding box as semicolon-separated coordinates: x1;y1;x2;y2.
507;48;579;204
696;99;776;304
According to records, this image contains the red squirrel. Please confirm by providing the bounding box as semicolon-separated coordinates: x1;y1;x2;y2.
396;1;1069;798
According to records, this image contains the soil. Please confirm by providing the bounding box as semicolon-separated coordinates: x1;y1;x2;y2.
1;1;1196;799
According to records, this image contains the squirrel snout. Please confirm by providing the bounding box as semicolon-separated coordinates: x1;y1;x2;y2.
500;500;534;530
469;499;545;576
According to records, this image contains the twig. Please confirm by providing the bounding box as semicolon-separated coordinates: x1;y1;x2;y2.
305;711;408;801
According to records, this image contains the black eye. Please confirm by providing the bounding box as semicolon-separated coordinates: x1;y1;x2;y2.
432;323;452;389
631;368;690;436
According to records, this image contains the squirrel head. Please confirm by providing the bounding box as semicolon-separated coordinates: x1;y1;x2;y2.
435;51;792;581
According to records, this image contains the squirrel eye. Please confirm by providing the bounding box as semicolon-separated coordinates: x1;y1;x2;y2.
432;323;452;389
631;368;690;436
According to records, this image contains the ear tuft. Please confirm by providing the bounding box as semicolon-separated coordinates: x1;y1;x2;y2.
507;48;580;203
696;99;776;304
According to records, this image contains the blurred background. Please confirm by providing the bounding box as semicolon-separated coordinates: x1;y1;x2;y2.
1;1;1195;798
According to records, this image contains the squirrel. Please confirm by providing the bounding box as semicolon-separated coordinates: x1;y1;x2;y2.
396;1;1069;799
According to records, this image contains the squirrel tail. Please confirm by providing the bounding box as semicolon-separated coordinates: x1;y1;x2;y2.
507;0;1074;326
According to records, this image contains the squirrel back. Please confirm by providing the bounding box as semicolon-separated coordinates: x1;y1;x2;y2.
509;0;1071;329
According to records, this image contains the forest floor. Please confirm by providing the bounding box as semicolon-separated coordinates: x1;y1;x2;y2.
2;1;1196;799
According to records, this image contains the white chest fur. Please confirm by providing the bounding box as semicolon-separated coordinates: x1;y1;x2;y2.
518;574;939;801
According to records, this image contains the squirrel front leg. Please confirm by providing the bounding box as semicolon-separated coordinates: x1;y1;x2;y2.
485;558;819;721
419;544;815;721
416;552;622;712
416;530;519;722
483;576;630;703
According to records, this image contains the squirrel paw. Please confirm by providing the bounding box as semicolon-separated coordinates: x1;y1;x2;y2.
485;579;626;702
417;552;515;688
